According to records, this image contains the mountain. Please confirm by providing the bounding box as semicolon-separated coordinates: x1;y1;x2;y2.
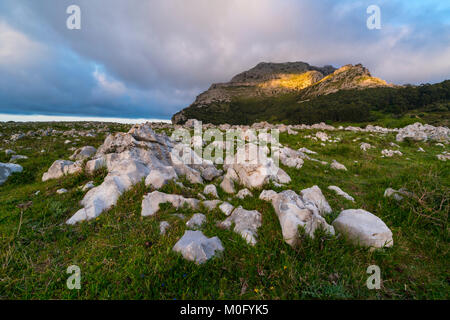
172;62;449;126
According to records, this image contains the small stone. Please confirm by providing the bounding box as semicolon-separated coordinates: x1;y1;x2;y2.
328;186;355;202
160;221;170;235
57;188;68;194
202;200;222;211
331;160;347;171
203;184;219;198
173;230;224;264
186;213;206;229
236;188;253;199
218;207;262;245
219;202;234;216
259;190;278;202
82;181;95;192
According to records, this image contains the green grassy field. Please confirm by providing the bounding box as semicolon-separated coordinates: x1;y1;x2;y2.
0;122;448;299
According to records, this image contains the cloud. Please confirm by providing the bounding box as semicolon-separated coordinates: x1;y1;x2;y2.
0;0;449;119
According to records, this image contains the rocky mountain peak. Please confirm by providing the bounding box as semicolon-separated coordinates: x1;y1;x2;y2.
172;61;394;124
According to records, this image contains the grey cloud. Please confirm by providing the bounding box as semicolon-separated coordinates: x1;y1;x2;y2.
0;0;449;119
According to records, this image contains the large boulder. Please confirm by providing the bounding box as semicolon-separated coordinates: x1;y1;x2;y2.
0;163;23;185
266;190;335;247
67;159;150;224
145;166;178;189
66;123;220;224
42;160;83;181
396;122;450;142
173;230;224;264
332;209;393;248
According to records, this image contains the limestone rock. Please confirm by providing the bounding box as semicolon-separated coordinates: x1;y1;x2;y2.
82;181;95;192
437;152;450;161
10;155;28;162
396;122;449;142
203;184;219;198
85;157;106;174
66;123;220;224
298;147;317;155
220;176;236;194
259;190;278;202
316;132;329;142
67;160;150;224
268;190;335;247
160;221;170;235
328;186;355;202
226;143;291;189
360;143;373;151
0;163;23;185
279;147;305;169
173;230;224;264
330;160;347;171
200;166;223;181
5;149;16;156
186;213;207;229
42;160;83;181
236;188;253;199
300;185;332;216
145;166;178;189
70;146;97;161
219;207;262;245
141;191;199;217
384;188;412;201
381;149;403;157
202;200;222;211
219;202;234;216
332;209;393;248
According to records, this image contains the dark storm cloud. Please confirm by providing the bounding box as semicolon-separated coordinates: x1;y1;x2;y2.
0;0;449;119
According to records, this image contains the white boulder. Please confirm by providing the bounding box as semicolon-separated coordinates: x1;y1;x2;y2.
332;209;393;248
219;207;262;245
173;230;224;264
42;160;83;181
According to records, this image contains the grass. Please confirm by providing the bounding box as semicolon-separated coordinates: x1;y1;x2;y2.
0;121;449;299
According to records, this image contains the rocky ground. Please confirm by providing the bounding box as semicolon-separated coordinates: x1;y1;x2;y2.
0;120;448;299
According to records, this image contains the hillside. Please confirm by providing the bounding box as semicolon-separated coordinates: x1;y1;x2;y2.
1;120;449;299
172;62;450;126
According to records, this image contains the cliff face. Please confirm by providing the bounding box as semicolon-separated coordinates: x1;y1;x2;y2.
172;62;393;124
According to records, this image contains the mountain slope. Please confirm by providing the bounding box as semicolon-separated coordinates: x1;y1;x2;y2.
172;62;397;124
177;81;450;126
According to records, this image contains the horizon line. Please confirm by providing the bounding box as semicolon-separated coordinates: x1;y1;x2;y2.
0;113;171;124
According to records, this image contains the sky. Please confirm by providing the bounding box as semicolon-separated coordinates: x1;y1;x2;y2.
0;0;449;121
